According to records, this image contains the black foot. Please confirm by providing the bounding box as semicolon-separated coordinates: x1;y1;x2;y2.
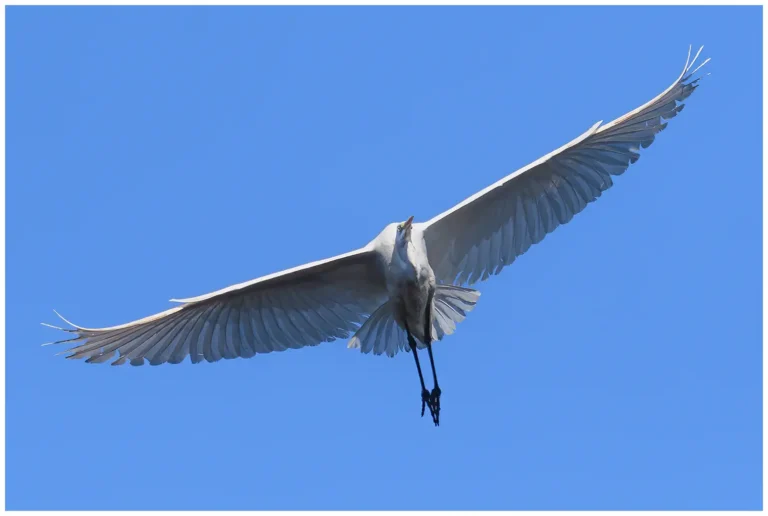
430;386;441;426
420;388;430;417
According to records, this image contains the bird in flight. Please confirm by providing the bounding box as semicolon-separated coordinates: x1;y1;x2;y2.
45;47;709;426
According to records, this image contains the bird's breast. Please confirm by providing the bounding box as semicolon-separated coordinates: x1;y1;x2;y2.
391;279;429;338
390;265;435;343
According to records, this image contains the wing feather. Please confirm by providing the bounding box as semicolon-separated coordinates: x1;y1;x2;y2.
422;47;708;285
45;248;387;365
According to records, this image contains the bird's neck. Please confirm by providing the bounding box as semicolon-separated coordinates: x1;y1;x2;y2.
395;236;412;260
395;239;424;280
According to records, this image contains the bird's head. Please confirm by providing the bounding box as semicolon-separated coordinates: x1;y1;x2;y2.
395;216;414;245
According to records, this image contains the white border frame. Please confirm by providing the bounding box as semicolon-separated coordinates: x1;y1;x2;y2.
1;2;763;514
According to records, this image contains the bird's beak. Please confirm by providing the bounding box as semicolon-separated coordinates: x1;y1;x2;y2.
403;216;414;230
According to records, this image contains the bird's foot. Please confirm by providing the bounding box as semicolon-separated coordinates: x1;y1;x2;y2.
420;388;430;417
429;386;441;426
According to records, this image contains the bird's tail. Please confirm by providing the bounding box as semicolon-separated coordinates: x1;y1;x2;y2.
431;284;480;341
347;285;480;357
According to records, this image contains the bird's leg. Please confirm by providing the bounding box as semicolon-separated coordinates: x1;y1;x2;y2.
424;289;441;426
403;317;431;419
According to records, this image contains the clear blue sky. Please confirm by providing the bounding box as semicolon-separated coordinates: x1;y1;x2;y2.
7;6;761;510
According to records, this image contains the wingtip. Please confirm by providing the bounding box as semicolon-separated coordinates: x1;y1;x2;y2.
41;316;83;346
42;336;81;347
40;321;65;331
687;45;704;73
52;309;85;330
688;57;711;78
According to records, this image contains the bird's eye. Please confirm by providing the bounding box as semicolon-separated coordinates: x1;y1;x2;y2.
397;224;402;232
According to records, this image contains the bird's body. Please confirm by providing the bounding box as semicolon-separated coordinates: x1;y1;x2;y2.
44;47;710;425
374;221;436;344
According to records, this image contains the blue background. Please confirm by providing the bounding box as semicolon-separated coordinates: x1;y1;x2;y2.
7;6;762;510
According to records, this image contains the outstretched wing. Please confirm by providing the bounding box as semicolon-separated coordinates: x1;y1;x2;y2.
422;46;709;286
44;248;388;365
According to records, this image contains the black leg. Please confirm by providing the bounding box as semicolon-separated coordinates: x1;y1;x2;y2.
404;318;431;418
424;289;441;426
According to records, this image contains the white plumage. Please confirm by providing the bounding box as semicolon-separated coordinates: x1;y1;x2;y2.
45;47;709;370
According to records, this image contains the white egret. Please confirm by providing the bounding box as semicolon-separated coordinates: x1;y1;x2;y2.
45;47;709;425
